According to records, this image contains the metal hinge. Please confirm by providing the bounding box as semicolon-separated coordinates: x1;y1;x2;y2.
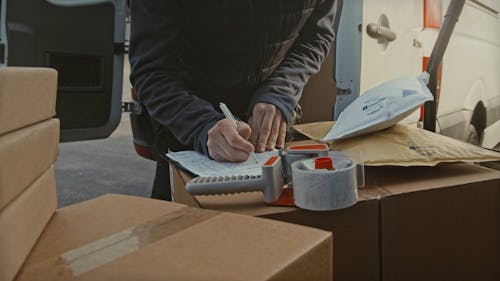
122;101;142;114
114;42;128;54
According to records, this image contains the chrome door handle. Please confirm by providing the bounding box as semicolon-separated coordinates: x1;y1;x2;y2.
366;23;397;42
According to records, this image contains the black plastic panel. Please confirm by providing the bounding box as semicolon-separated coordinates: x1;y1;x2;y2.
6;0;117;131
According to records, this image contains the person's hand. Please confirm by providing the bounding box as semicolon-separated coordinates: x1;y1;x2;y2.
249;102;287;152
207;119;255;162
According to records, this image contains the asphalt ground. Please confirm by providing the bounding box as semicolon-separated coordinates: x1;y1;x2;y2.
55;113;156;207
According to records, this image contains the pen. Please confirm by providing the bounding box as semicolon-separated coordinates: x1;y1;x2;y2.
219;102;259;164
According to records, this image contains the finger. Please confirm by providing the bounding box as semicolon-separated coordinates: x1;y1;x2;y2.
257;107;275;152
222;129;254;155
210;134;250;162
276;119;287;149
209;148;224;162
249;115;262;146
236;121;252;140
266;113;281;150
249;103;268;146
218;135;252;162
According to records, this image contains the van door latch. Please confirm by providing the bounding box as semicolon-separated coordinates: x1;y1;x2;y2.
366;23;397;42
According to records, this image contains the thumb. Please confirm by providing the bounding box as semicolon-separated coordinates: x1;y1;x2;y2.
236;121;252;140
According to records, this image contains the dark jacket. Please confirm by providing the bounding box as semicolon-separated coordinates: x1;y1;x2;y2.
129;0;336;155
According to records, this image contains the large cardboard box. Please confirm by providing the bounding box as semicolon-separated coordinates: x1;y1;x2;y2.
16;194;333;281
170;162;500;281
0;119;59;210
170;164;381;281
0;67;57;135
375;165;500;281
0;166;57;281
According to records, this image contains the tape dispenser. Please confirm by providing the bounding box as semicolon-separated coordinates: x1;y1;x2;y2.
185;144;363;211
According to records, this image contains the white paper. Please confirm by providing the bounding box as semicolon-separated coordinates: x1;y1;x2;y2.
322;73;433;141
166;150;278;177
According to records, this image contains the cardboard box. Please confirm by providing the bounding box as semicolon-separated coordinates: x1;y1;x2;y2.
170;164;380;281
299;49;337;123
0;67;57;135
375;165;500;281
16;194;333;281
0;119;59;210
170;162;500;281
0;166;57;281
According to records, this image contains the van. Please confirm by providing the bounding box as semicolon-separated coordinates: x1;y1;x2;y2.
301;0;500;148
1;0;499;150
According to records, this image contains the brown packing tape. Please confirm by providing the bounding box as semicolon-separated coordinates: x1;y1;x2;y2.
77;211;332;281
293;122;500;166
19;207;220;280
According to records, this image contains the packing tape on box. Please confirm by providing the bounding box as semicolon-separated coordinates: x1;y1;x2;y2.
291;158;358;211
18;207;220;280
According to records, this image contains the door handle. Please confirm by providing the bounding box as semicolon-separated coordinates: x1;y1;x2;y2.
366;23;397;42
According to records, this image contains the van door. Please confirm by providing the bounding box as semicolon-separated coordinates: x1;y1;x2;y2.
334;0;422;120
0;0;127;142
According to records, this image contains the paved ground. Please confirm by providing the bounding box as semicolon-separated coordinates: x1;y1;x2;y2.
55;113;156;207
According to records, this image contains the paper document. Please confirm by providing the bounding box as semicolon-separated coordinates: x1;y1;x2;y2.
166;150;278;177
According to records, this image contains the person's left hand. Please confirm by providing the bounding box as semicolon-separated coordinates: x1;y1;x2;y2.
249;102;287;152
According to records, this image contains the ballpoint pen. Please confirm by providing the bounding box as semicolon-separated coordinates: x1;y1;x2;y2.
219;102;259;164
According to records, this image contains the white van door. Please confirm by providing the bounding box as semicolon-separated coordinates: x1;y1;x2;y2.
360;1;422;93
335;0;422;121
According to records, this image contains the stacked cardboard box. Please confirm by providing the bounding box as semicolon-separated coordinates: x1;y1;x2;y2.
0;67;59;281
170;158;500;281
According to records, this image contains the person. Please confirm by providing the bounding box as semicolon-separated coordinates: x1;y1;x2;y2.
129;0;336;200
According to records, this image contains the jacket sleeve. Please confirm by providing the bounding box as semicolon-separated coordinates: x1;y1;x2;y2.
249;0;336;122
129;0;224;155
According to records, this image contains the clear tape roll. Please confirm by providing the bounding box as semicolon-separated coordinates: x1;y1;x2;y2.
291;157;358;211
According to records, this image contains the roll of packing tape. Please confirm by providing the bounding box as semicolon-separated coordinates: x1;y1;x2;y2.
284;153;310;185
291;157;358;211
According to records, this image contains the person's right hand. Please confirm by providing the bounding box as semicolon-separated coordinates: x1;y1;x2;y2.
207;119;255;162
